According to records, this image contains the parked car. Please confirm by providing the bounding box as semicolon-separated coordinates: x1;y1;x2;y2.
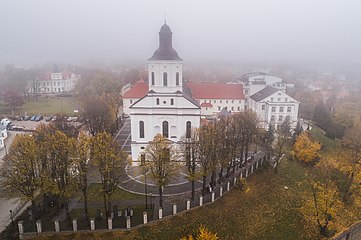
30;115;37;121
10;125;25;131
45;116;53;122
1;118;12;127
51;116;58;122
35;115;43;122
23;116;31;121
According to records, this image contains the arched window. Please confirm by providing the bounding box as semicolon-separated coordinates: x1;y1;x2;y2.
162;121;169;138
139;121;144;138
176;72;180;86
163;72;168;86
186;121;191;138
151;72;155;85
171;98;174;105
156;98;159;105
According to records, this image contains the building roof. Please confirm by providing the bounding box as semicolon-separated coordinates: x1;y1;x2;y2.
186;82;245;99
148;23;182;61
122;80;148;98
200;102;213;107
250;86;279;102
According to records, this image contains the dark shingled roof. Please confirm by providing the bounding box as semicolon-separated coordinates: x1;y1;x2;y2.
250;86;279;102
148;23;182;61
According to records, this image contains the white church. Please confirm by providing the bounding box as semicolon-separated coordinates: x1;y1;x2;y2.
128;23;201;162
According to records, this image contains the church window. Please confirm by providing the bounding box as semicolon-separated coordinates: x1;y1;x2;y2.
287;107;292;112
162;121;169;138
232;100;234;103
218;106;221;111
226;100;228;103
231;107;234;111
186;121;191;138
171;98;174;105
163;101;166;104
156;98;160;105
237;107;240;111
176;72;180;86
220;100;222;103
163;72;168;86
151;72;155;85
214;100;216;103
139;121;144;138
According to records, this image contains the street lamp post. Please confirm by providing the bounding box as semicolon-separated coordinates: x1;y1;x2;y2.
144;168;148;209
149;192;152;209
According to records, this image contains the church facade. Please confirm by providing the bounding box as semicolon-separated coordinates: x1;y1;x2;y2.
128;23;201;163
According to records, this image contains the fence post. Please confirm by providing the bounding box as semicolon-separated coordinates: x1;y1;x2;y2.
199;196;203;206
245;169;249;178
54;220;60;232
36;220;42;234
256;161;259;169
251;164;254;174
108;217;113;230
159;208;163;219
72;219;77;232
233;177;237;185
211;192;215;202
18;220;24;240
186;200;191;210
173;204;177;215
227;182;230;191
90;218;95;230
126;216;131;229
143;212;148;224
220;187;223;197
240;172;243;179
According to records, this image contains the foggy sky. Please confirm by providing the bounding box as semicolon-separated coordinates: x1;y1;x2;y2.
1;0;361;66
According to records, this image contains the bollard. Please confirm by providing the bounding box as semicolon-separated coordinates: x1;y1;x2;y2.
186;200;191;210
256;161;259;169
18;221;24;240
90;218;95;230
220;186;223;197
233;177;237;185
251;165;254;173
54;220;60;232
227;182;230;191
173;204;177;215
72;219;77;232
211;192;215;202
126;216;131;229
240;172;243;179
199;196;203;206
36;220;42;234
108;217;113;230
245;169;249;178
143;212;148;224
159;208;163;219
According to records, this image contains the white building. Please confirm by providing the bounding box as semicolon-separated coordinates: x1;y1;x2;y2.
129;23;201;163
0;124;8;150
27;71;79;95
123;81;246;117
248;86;299;129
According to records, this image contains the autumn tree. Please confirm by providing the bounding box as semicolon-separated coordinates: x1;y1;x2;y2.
274;118;292;174
3;89;24;114
238;110;258;170
198;125;215;196
301;178;341;236
145;134;179;208
180;128;200;201
91;132;127;217
341;124;361;202
181;225;219;240
292;132;321;164
74;132;91;220
215;118;231;184
0;134;40;217
42;131;77;221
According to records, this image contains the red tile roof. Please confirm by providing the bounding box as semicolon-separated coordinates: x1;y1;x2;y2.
186;82;245;99
123;80;148;98
122;80;245;100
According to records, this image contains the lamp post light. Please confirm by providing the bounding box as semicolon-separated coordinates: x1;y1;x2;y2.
149;192;152;209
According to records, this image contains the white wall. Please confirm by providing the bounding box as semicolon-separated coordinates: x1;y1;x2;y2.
148;60;183;93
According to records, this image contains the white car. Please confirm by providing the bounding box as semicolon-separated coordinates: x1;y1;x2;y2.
1;118;11;127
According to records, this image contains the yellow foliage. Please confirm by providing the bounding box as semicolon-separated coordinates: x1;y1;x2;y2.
293;132;321;163
181;226;219;240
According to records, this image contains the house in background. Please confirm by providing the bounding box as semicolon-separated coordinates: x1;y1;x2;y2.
27;71;79;95
248;86;299;130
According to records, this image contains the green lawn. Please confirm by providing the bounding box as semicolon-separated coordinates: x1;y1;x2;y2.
0;97;77;116
310;125;339;151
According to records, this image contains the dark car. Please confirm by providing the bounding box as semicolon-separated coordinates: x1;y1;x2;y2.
35;115;43;122
30;115;37;121
45;116;53;122
23;116;31;121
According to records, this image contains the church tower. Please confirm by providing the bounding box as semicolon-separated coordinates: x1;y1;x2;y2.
148;23;183;93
